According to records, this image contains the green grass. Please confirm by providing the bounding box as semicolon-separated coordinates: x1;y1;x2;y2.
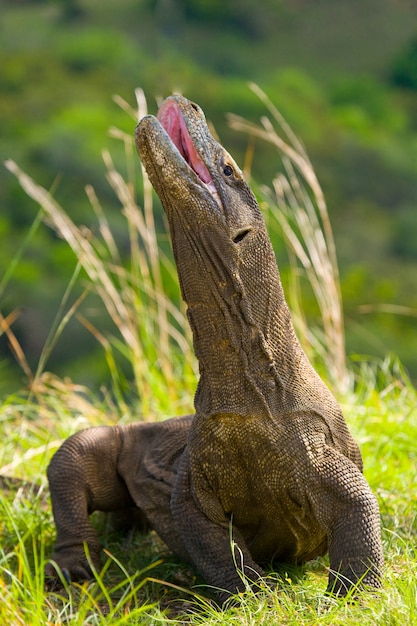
0;374;415;624
1;90;416;624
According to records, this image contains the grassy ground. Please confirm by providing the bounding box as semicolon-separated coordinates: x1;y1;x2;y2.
1;91;416;624
0;368;415;625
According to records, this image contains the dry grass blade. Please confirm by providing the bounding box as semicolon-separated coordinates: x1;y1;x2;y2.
0;309;33;382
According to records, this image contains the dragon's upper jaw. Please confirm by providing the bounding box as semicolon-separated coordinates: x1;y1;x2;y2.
157;99;222;208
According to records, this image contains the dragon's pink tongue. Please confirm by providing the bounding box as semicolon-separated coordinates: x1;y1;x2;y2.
157;101;212;185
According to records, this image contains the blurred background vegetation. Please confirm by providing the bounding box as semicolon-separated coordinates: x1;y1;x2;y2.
2;0;417;394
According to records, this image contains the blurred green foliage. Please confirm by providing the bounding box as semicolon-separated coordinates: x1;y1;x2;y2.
391;35;417;91
1;0;417;391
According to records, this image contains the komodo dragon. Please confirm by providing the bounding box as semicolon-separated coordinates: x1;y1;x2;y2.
46;95;383;604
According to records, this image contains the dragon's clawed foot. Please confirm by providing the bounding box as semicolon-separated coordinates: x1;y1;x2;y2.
44;545;100;590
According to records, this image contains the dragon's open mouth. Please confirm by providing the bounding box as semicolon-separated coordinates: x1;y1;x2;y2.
157;99;222;207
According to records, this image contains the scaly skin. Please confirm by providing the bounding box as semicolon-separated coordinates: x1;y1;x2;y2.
46;95;383;604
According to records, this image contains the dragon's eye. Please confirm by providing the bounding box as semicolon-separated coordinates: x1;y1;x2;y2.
223;165;233;176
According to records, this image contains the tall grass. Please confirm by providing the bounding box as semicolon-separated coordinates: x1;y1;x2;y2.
5;88;196;421
229;83;348;393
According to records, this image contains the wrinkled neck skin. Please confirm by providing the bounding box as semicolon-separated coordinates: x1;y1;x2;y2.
184;225;306;418
135;95;327;420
